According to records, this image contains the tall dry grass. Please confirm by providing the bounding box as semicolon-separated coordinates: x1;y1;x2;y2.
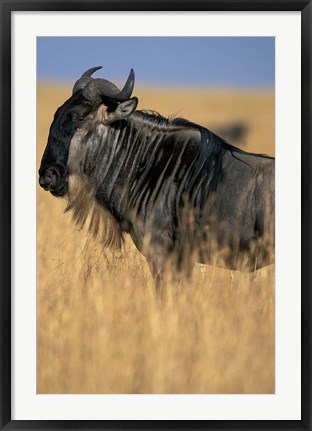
37;84;275;394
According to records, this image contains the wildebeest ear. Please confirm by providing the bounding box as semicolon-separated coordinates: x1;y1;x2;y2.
107;97;138;122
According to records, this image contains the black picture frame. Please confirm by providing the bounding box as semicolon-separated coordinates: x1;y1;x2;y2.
1;1;311;430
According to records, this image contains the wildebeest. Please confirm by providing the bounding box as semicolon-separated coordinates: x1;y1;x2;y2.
39;66;274;287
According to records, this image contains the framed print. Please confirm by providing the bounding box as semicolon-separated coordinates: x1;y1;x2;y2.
1;1;311;430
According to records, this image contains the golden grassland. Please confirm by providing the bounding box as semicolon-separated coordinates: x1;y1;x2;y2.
37;83;275;394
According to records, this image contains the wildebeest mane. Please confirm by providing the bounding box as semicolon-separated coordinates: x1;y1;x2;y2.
134;110;172;126
131;111;272;211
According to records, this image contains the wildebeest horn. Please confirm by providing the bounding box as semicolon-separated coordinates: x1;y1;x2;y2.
72;66;102;94
114;68;135;101
82;69;135;104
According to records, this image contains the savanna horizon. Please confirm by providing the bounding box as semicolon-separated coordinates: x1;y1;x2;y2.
37;84;275;394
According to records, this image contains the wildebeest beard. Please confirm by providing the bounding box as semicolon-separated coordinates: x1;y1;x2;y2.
64;173;124;250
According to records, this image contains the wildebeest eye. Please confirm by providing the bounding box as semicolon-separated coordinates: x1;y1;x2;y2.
77;116;85;122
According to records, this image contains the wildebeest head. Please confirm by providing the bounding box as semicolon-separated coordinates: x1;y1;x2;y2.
38;66;138;197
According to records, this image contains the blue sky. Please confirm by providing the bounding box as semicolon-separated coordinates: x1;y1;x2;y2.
37;37;274;88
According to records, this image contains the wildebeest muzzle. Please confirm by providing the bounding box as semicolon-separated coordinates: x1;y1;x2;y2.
39;165;67;197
